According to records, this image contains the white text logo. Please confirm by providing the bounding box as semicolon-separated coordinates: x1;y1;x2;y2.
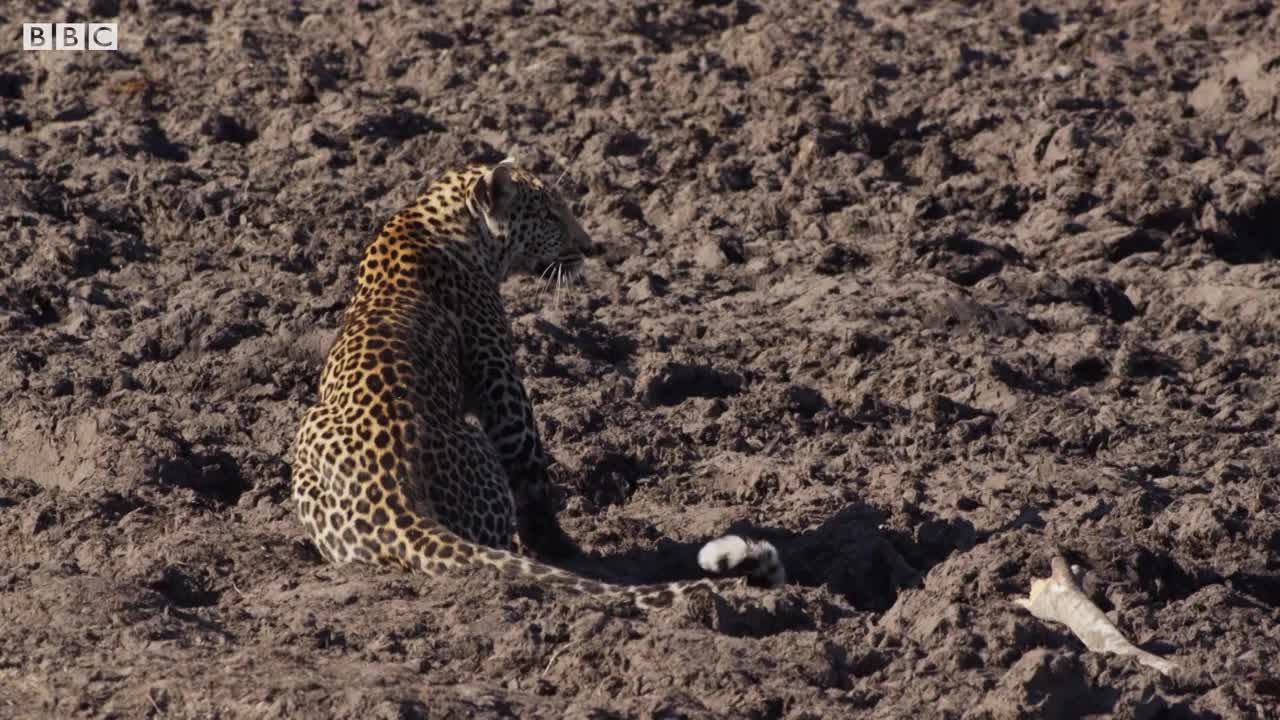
23;23;118;51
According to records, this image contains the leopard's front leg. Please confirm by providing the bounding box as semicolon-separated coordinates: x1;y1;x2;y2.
462;292;578;559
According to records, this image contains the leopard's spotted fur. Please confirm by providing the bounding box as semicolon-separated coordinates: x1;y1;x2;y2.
290;159;784;607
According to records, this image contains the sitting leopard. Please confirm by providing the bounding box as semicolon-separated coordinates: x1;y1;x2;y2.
290;158;784;607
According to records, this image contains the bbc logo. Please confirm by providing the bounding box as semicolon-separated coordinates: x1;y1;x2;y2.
23;23;118;51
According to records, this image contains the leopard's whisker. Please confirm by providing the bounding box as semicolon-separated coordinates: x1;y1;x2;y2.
536;262;558;303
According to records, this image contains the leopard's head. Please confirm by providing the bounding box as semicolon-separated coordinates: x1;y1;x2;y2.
472;158;594;281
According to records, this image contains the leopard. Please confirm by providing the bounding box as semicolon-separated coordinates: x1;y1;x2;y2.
290;157;784;608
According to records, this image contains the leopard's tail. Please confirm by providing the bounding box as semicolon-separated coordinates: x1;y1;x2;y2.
376;510;785;609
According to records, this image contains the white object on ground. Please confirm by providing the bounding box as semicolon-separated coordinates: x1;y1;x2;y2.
1016;555;1179;676
697;534;786;586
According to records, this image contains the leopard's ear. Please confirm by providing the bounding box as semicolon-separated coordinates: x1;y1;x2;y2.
475;161;516;216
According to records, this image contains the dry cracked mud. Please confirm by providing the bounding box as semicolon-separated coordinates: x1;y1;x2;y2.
1;0;1278;718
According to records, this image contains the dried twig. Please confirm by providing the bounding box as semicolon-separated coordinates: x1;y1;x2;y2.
146;688;164;716
542;642;570;676
1016;555;1178;676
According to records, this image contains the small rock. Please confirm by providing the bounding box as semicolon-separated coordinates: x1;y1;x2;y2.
694;241;728;270
718;236;746;264
1041;123;1088;168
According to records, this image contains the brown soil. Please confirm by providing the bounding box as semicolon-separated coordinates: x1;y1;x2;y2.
2;1;1278;718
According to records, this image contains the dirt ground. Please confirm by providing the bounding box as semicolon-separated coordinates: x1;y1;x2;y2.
1;0;1278;717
